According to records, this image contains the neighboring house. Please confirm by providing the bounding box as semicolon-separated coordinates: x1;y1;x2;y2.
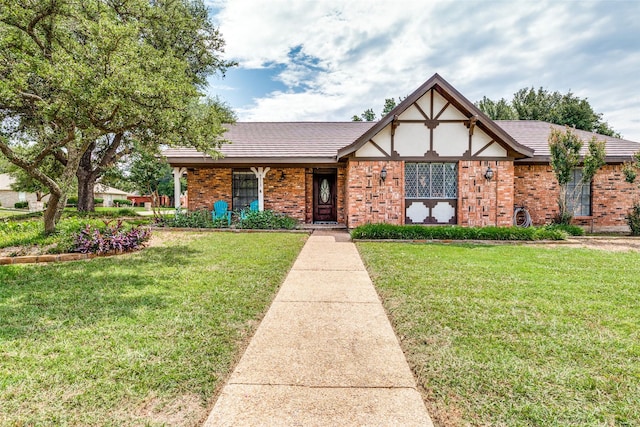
0;173;50;208
94;183;133;207
163;74;640;232
0;174;132;209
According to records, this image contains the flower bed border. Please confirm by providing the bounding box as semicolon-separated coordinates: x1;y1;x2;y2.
0;253;96;265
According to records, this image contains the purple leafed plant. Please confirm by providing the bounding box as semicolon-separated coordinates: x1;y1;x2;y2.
72;220;152;255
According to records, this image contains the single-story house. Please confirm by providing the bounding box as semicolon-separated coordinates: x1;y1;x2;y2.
1;174;133;209
0;173;50;209
163;74;640;232
94;183;133;207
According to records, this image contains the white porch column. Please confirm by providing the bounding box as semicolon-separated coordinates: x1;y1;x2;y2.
250;166;270;211
172;167;187;209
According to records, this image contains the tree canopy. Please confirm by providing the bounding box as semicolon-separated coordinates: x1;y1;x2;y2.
0;0;235;232
548;127;606;224
476;88;619;137
351;98;401;122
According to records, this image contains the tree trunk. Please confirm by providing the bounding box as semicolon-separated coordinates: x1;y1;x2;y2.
77;169;97;212
77;144;97;212
43;192;67;234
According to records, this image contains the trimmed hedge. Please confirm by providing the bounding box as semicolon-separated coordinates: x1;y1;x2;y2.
14;201;29;209
113;198;132;206
160;209;218;228
66;197;104;207
237;210;297;230
542;223;585;236
350;223;567;241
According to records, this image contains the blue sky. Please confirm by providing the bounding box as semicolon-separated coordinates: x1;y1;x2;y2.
205;0;640;141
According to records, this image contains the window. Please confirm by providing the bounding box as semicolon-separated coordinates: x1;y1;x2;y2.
405;163;457;199
232;170;258;210
567;169;591;216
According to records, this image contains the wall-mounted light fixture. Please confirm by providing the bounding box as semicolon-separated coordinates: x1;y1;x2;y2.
380;166;388;183
484;165;494;181
279;171;286;181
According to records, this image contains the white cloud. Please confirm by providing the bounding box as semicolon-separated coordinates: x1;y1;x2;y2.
209;0;640;141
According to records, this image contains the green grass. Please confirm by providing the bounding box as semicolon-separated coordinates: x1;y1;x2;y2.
357;242;640;426
0;217;145;253
0;232;307;426
0;208;29;218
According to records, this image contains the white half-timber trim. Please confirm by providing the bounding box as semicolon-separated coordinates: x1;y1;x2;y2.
172;167;187;209
406;202;429;223
250;167;270;211
432;202;456;223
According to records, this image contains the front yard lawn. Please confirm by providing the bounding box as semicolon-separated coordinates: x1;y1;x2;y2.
357;242;640;426
0;232;306;426
0;208;27;218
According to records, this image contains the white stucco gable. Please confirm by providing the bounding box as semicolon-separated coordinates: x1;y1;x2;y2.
338;73;533;160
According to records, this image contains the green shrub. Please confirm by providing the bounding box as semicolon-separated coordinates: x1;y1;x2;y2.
160;209;218;228
64;208;138;218
113;198;132;206
71;219;151;254
14;201;29;209
238;210;297;229
94;198;104;204
66;196;78;206
542;223;585;236
627;202;640;236
552;211;574;225
350;223;566;241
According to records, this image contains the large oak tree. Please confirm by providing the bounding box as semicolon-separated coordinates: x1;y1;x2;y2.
0;0;234;232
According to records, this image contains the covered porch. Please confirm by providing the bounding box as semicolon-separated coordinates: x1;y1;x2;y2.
170;164;347;225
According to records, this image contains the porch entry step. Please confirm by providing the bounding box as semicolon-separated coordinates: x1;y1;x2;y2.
299;222;347;230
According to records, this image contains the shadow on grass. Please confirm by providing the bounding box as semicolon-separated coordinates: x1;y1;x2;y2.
0;245;201;341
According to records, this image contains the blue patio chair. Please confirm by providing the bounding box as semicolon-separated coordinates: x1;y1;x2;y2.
212;200;231;226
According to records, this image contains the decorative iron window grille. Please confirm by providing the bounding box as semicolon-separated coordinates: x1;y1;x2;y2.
405;163;458;199
232;170;258;210
566;168;591;216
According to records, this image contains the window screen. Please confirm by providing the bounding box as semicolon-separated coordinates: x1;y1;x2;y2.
567;169;591;216
232;170;258;210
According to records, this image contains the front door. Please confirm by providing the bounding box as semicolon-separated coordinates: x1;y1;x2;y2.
313;172;337;222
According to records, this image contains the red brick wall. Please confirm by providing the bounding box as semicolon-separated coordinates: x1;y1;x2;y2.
513;164;559;225
186;166;322;224
337;166;347;224
345;160;404;228
264;167;306;221
304;169;313;223
591;165;637;229
458;161;514;227
187;168;232;211
514;163;637;230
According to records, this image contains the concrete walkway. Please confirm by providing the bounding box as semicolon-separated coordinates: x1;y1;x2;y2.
204;230;433;426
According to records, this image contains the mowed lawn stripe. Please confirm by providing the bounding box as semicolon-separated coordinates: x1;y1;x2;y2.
357;242;640;427
0;232;306;426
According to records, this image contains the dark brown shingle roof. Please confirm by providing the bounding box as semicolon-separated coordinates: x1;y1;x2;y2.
496;120;640;162
163;120;640;166
162;122;375;165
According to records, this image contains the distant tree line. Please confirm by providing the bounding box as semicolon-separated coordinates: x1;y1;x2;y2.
350;87;619;138
476;87;619;137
